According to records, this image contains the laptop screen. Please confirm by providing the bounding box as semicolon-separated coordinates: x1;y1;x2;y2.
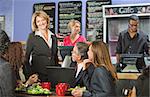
46;66;75;89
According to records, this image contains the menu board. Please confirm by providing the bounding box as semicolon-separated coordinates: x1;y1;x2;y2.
86;0;111;41
58;1;82;42
33;3;55;33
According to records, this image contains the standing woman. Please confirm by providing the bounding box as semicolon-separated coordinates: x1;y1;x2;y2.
72;41;118;97
25;11;58;81
63;19;86;46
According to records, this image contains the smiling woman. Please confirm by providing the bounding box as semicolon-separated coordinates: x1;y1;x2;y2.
25;11;58;82
63;19;86;46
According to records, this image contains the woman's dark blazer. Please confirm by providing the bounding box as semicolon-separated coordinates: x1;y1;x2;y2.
72;64;95;88
72;68;84;88
83;66;116;97
25;32;58;77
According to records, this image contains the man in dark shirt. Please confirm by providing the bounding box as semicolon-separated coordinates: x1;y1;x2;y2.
116;15;149;70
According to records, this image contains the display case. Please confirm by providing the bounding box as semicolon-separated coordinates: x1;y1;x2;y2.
102;3;150;64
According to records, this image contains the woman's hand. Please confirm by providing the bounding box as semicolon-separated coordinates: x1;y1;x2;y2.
25;74;39;86
71;88;83;97
128;86;136;97
82;59;92;70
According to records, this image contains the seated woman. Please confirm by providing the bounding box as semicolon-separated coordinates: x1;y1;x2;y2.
72;41;118;97
63;19;86;46
1;42;38;87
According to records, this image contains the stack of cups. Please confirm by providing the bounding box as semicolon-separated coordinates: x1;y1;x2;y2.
55;83;69;96
41;82;51;90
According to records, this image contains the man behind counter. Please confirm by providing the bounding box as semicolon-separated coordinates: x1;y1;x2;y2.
116;15;149;71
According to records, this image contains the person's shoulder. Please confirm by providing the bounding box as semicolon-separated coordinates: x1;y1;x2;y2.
64;35;70;39
0;30;6;35
28;32;35;38
94;66;107;73
120;30;128;35
138;31;148;37
79;35;85;39
79;35;86;41
29;32;35;36
0;58;6;63
0;58;10;67
138;31;149;41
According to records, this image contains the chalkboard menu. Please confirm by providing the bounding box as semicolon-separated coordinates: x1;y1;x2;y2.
33;3;55;33
86;0;111;41
58;1;82;42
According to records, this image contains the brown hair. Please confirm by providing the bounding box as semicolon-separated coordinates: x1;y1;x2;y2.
31;11;50;32
91;41;118;80
2;42;24;72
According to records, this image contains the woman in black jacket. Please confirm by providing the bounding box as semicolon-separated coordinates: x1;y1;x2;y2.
25;11;58;81
72;41;118;97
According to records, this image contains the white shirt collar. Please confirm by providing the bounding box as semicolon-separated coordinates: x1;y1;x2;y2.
35;30;54;48
35;30;54;37
75;62;83;78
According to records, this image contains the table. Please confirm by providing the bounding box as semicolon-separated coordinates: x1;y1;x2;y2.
16;73;141;97
16;92;73;97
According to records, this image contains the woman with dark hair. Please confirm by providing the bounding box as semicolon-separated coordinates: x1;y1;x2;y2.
0;42;38;97
1;42;38;87
72;41;118;97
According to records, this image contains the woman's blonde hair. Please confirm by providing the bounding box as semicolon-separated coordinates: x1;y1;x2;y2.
68;19;80;31
31;11;50;32
91;41;118;80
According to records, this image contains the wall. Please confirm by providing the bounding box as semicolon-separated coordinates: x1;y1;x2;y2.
0;0;13;40
13;0;59;41
13;0;87;41
2;0;150;41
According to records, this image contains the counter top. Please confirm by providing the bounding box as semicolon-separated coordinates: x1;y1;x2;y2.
117;73;141;80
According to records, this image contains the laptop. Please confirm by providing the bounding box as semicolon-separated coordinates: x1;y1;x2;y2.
46;66;75;89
